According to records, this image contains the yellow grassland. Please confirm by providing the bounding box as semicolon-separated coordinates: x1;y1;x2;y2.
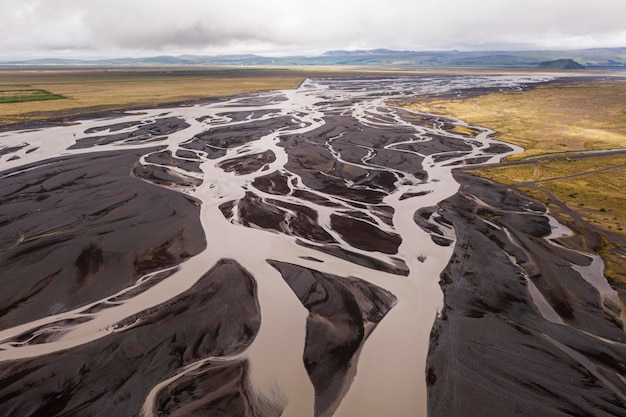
404;78;626;287
404;79;626;160
0;68;307;124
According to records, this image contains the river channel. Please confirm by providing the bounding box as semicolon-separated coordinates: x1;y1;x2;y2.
0;75;578;417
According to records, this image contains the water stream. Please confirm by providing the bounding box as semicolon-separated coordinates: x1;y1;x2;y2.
0;75;555;416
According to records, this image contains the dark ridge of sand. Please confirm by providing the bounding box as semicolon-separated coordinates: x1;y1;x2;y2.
237;192;335;243
69;117;191;149
175;149;202;160
394;134;473;155
217;149;277;175
414;207;448;237
444;156;494;166
268;260;397;417
0;150;206;330
278;116;428;193
0;259;263;417
427;171;626;417
351;170;399;194
179;115;294;161
225;188;408;274
295;240;409;276
400;190;432;201
153;359;284;417
481;143;515;155
145;149;203;173
83;120;144;134
330;214;402;254
252;171;292;196
0;144;29;157
214;109;279;123
132;163;203;189
291;189;343;208
231;191;336;243
193;116;293;149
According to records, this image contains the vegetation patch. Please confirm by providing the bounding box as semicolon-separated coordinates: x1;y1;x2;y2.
402;79;626;161
450;125;482;136
0;69;311;124
415;78;626;289
0;86;66;103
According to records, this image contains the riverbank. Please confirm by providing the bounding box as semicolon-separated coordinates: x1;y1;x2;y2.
428;171;626;416
0;74;623;417
402;76;626;293
0;66;592;127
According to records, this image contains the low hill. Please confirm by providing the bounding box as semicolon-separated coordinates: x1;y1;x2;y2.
537;59;585;70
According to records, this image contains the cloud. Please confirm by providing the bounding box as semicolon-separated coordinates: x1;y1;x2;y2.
1;0;625;58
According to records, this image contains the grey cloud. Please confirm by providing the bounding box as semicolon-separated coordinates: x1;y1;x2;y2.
1;0;625;58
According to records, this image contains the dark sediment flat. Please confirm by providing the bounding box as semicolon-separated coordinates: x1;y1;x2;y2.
145;149;203;173
83;120;144;134
132;163;203;189
2;75;615;417
278;123;420;204
70;117;190;149
0;259;263;417
179;115;294;161
252;171;292;196
268;260;397;417
330;214;401;255
214;109;279;123
0;150;206;330
295;240;409;276
395;135;473;155
427;172;626;417
153;359;283;417
217;149;276;175
0;144;28;157
192;116;293;149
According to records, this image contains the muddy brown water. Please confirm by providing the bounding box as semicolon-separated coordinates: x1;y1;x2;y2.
6;75;616;417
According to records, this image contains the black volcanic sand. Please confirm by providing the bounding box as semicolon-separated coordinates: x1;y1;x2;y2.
0;149;205;330
4;78;619;417
202;109;424;275
0;95;418;417
427;172;626;417
280;115;427;194
0;259;266;417
145;149;203;173
217;149;276;175
70;117;191;149
181;115;294;160
268;260;397;417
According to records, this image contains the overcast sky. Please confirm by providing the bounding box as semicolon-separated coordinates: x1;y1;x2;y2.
2;0;625;59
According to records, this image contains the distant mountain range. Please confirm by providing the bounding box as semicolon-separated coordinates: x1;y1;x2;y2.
3;47;626;68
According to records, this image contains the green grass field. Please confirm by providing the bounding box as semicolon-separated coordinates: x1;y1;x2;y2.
0;86;66;103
